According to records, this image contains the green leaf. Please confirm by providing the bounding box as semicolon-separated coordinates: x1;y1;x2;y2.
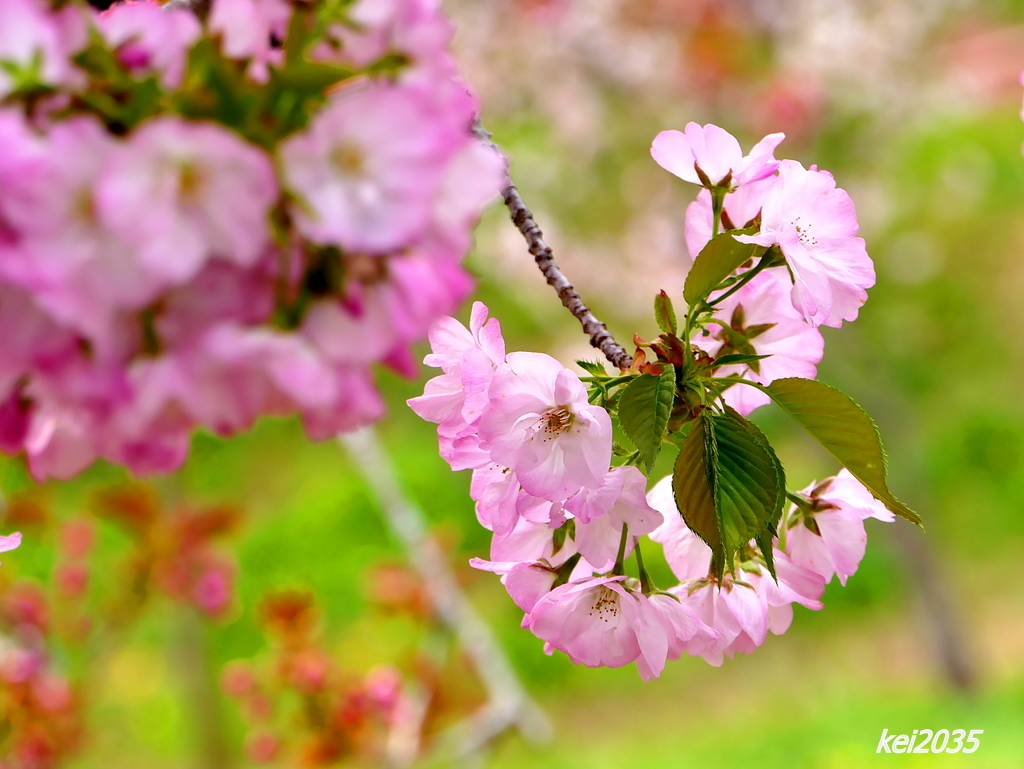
576;360;607;377
683;228;764;306
672;408;782;577
618;366;676;471
763;378;922;525
654;290;677;336
730;406;786;582
712;409;781;561
710;353;771;369
673;413;722;574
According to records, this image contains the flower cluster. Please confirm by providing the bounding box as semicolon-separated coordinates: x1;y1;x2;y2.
410;122;917;679
222;588;472;767
0;0;502;479
646;469;893;666
653;122;873;415
0;584;83;768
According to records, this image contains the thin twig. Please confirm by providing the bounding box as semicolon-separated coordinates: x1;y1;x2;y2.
473;120;634;370
339;429;552;763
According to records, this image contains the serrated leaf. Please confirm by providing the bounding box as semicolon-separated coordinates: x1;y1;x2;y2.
683;228;764;306
673;413;722;572
729;406;787;582
654;290;677;335
756;530;777;581
711;410;780;561
763;378;922;525
576;360;607;376
618;366;676;471
727;406;786;530
672;409;781;577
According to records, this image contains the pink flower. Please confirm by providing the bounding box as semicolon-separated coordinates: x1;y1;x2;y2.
694;270;824;416
208;0;291;82
735;160;875;328
0;0;86;97
279;83;464;253
479;352;612;501
0;116;164;344
313;0;456;82
527;576;705;681
652;123;784;189
97;0;201;88
745;552;826;635
782;469;894;586
469;559;565;614
97;116;278;285
0;532;21;564
647;476;713;581
407;301;506;469
488;516;575;566
568;466;663;571
671;577;769;666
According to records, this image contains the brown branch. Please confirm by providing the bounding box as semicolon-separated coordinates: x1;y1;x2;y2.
473;121;634;370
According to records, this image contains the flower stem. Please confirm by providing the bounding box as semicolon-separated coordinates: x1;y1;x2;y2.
634;540;655;594
706;250;770;308
612;523;630;576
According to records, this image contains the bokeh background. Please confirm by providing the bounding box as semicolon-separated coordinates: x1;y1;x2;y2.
4;0;1024;766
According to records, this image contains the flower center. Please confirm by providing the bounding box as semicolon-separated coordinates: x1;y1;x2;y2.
541;406;574;435
332;142;366;176
792;215;818;246
588;586;620;622
179;162;205;204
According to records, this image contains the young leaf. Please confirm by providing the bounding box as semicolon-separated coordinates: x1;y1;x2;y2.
763;377;922;525
683;227;764;306
576;359;607;377
654;290;677;336
618;366;676;471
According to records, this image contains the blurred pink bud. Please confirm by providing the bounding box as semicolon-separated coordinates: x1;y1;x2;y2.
221;662;256;697
59;519;94;559
55;563;88;597
32;672;72;713
245;732;280;764
192;566;233;617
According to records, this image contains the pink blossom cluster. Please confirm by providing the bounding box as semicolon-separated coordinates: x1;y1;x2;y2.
410;302;894;678
0;0;503;479
652;123;875;415
646;469;892;665
409;303;724;680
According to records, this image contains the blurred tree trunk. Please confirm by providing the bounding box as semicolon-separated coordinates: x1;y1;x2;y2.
177;610;235;769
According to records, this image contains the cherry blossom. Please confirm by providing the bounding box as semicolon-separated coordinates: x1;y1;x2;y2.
527;576;711;681
97;116;278;285
479;353;612;501
782;469;895;586
683;176;776;260
0;532;21;564
279;82;471;253
208;0;292;82
97;0;202;88
695;270;824;416
652;123;784;189
0;0;86;98
735;160;875;328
